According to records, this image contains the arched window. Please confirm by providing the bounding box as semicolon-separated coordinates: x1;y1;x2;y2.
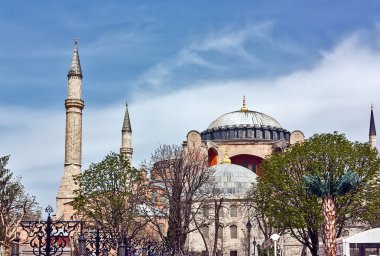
203;205;209;218
217;225;223;240
208;148;218;167
218;207;224;218
201;225;209;239
230;205;237;217
230;225;237;239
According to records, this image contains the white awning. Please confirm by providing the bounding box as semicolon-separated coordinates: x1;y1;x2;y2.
345;228;380;243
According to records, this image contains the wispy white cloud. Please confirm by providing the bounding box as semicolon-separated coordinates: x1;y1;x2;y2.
1;31;380;212
189;21;273;53
134;22;276;90
134;21;307;91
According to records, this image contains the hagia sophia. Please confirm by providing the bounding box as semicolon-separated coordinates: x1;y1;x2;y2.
55;40;378;256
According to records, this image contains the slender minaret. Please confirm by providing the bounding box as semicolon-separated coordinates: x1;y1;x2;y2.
369;104;377;148
56;39;84;219
120;102;133;162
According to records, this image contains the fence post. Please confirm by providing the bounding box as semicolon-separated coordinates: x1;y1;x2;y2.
102;247;108;256
95;229;100;256
10;234;20;256
118;236;126;256
77;234;87;256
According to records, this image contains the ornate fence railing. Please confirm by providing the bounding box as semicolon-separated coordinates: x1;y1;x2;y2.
11;206;171;256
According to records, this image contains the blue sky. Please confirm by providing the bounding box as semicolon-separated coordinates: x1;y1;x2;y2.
1;0;380;215
2;0;380;107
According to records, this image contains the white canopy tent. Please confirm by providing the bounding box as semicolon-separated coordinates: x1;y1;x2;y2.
340;228;380;256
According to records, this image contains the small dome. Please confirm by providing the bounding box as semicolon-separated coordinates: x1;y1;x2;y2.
207;110;282;130
211;164;257;196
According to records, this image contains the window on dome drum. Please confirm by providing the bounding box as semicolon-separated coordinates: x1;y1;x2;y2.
230;205;237;217
230;251;237;256
230;225;237;239
217;226;223;240
201;225;209;239
256;130;262;138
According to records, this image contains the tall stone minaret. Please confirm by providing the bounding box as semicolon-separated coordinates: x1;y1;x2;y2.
369;104;377;148
120;102;133;162
56;39;84;219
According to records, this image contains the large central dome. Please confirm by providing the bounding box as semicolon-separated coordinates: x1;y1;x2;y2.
201;98;290;141
207;110;282;130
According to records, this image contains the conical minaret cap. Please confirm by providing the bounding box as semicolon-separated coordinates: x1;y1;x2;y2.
370;104;376;136
122;102;132;132
68;38;82;78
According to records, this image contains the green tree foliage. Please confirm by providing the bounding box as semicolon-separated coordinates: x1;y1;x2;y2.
73;152;149;248
304;153;363;256
0;155;41;252
249;133;380;256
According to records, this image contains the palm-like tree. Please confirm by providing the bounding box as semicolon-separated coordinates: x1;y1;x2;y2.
304;163;360;256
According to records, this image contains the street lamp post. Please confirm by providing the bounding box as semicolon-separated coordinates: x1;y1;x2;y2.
270;234;280;256
246;221;252;256
252;237;257;256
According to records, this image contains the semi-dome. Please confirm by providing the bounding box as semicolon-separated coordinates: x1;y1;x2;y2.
207;110;282;130
211;163;257;196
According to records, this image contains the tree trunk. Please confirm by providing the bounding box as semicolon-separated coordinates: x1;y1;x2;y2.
301;245;307;256
306;232;319;256
323;195;337;256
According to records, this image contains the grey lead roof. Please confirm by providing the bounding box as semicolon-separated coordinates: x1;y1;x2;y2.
68;39;82;77
207;110;283;130
211;164;257;196
122;102;132;132
370;106;376;136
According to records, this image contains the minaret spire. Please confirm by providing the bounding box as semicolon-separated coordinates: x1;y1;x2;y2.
68;38;82;78
369;104;377;148
120;102;133;162
56;39;85;219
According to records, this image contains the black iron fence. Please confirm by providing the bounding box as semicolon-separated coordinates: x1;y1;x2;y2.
11;206;171;256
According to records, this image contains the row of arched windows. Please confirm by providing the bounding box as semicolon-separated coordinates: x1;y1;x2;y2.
202;205;238;218
201;225;238;239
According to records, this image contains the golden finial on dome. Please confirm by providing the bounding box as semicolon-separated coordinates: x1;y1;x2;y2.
221;150;231;164
241;96;248;112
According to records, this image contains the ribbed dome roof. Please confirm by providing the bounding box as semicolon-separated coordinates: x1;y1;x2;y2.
207;110;282;130
211;164;257;196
